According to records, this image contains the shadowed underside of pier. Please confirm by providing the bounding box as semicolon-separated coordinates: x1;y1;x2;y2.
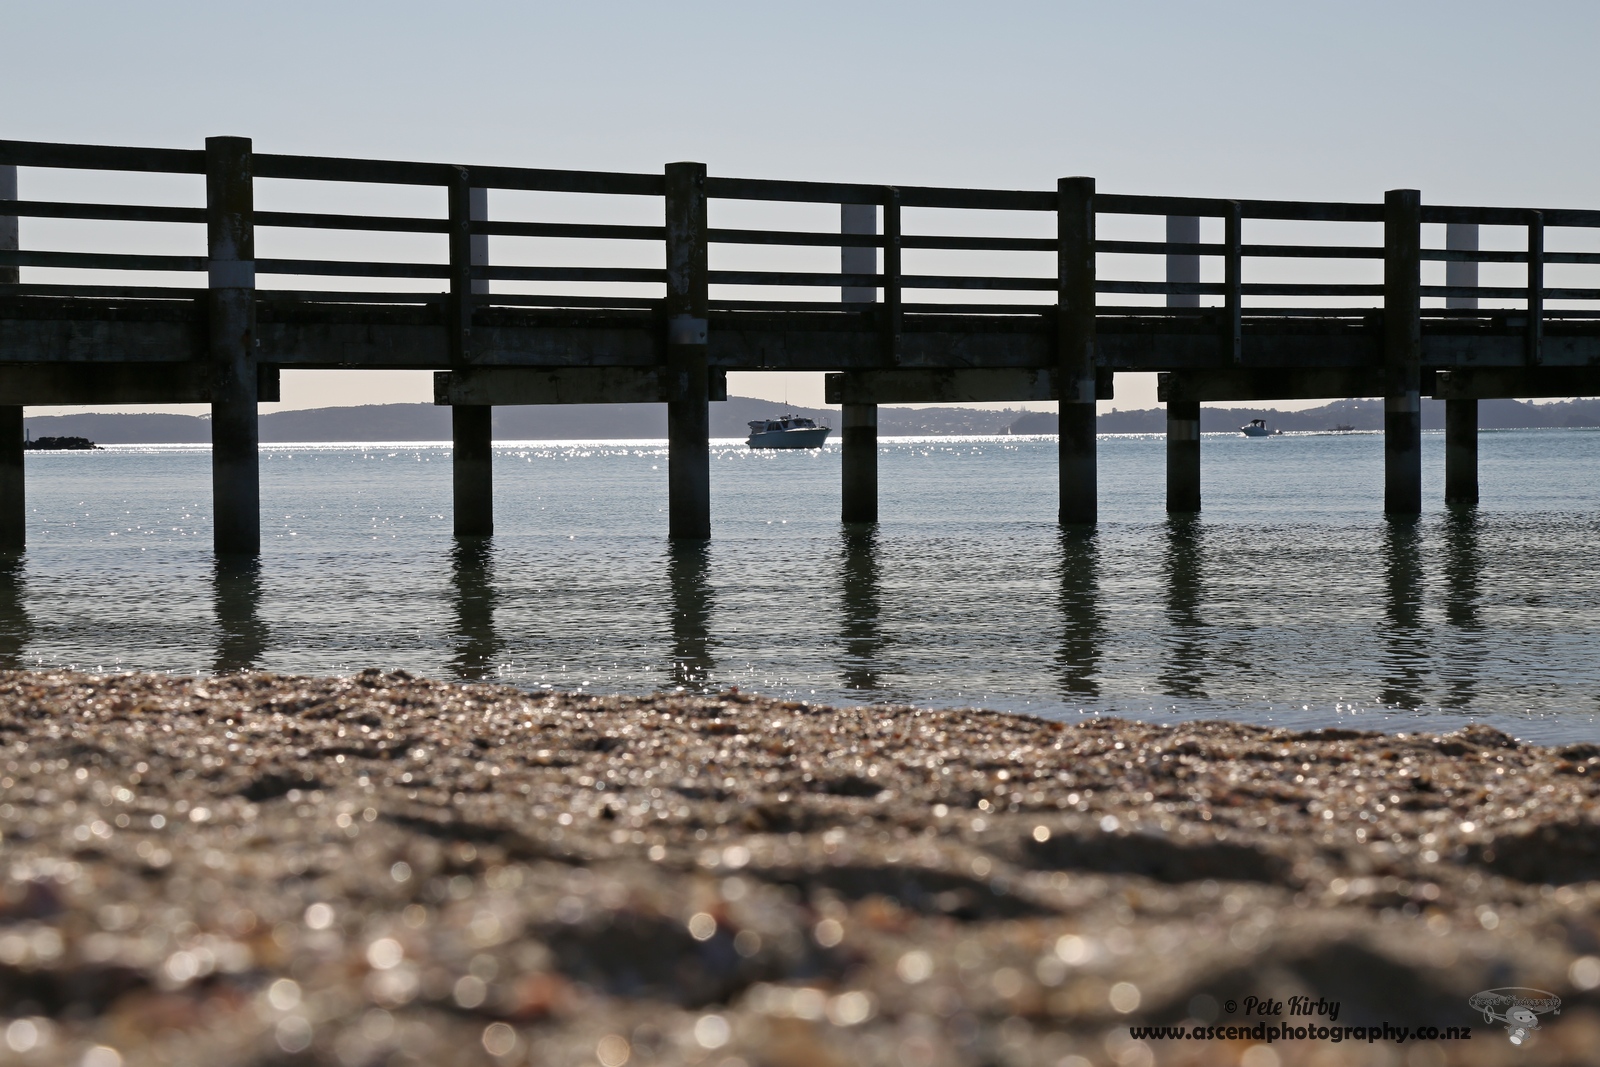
2;137;1598;554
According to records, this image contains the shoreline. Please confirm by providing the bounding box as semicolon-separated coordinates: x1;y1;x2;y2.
1;669;1597;1065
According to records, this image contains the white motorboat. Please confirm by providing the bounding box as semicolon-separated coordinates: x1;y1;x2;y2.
1240;418;1282;437
747;414;831;449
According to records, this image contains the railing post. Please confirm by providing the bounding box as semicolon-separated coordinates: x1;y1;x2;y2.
1445;222;1479;506
1383;189;1422;515
449;170;493;536
0;165;22;551
206;136;260;556
1165;215;1201;513
882;187;902;364
841;198;879;524
1526;210;1543;366
1057;177;1097;525
665;162;710;539
1223;202;1242;365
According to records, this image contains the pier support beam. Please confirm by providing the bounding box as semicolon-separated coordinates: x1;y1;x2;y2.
841;202;879;524
1383;189;1422;515
0;407;21;553
1444;222;1480;506
665;162;710;539
1165;215;1201;513
451;405;493;536
1166;401;1201;513
841;401;878;523
1445;399;1478;506
206;137;260;556
1058;177;1097;525
448;178;494;536
0;165;20;550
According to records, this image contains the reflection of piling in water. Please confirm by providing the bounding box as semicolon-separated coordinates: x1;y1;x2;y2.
839;529;884;692
1159;516;1207;699
1442;509;1481;632
213;558;267;673
1056;529;1102;698
0;553;28;669
1440;508;1483;708
1379;516;1426;709
667;542;714;689
448;538;499;681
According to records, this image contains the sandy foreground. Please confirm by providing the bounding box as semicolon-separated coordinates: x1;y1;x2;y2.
0;671;1597;1067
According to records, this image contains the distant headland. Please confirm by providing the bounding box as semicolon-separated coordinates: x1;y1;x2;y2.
16;395;1600;445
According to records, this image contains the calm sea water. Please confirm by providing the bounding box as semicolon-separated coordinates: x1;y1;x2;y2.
5;429;1598;743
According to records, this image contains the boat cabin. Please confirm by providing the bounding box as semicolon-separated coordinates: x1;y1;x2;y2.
747;415;819;434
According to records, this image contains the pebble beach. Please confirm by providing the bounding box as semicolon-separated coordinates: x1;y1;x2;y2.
1;669;1598;1066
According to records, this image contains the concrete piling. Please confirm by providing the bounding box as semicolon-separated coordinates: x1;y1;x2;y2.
1166;401;1202;513
451;405;493;536
841;401;878;523
448;174;493;536
1445;223;1480;506
665;162;710;539
0;165;21;550
1057;177;1097;525
1383;189;1422;515
1165;216;1201;513
205;137;260;556
0;406;21;552
1445;399;1478;506
841;203;879;523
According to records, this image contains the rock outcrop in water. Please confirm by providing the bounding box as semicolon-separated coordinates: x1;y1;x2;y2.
21;436;98;451
0;670;1597;1065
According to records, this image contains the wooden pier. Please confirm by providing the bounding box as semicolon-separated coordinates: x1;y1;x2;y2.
3;136;1598;554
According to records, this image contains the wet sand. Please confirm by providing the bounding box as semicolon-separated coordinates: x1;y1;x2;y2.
0;669;1597;1065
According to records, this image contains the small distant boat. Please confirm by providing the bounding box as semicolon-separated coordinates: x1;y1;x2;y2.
1330;424;1355;433
1239;419;1282;438
747;414;830;449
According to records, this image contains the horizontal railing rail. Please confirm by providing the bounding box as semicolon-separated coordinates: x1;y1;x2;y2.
0;139;204;174
2;137;1600;333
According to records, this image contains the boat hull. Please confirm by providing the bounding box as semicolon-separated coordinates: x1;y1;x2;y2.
747;427;831;449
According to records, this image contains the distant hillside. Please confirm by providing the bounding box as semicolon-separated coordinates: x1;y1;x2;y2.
18;395;1600;445
18;397;1031;445
1012;398;1600;435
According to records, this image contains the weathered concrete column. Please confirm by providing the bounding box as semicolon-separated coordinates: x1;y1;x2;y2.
451;404;493;535
841;202;878;523
206;137;260;556
841;401;877;523
665;162;710;539
1057;177;1097;525
449;174;493;535
1165;216;1200;513
1383;189;1422;515
0;407;22;552
0;165;22;551
1166;400;1201;513
1444;399;1478;506
1445;222;1479;506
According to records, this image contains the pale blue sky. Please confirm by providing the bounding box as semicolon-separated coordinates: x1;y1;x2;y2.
6;1;1598;411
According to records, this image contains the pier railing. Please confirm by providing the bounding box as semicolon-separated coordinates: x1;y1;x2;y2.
5;137;1600;332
